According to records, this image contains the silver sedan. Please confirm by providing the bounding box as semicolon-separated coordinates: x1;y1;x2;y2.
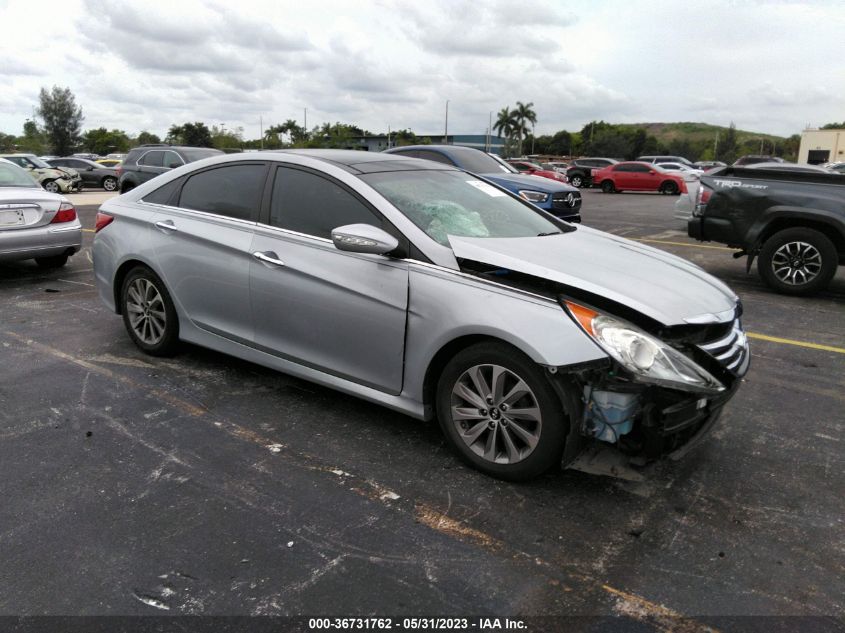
93;150;749;481
0;159;82;268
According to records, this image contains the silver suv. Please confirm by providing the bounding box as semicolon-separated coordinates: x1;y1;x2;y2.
93;150;749;481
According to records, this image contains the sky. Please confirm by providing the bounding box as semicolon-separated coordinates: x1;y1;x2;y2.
1;0;842;140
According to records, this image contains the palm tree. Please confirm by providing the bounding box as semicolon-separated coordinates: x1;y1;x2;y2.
514;101;537;156
493;107;518;157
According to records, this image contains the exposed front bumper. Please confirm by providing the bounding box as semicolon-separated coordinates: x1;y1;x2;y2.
0;220;83;262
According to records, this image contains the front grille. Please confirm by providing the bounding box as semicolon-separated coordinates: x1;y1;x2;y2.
552;191;581;210
698;318;749;375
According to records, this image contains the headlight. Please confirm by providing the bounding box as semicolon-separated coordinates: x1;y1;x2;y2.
518;190;549;203
565;301;724;394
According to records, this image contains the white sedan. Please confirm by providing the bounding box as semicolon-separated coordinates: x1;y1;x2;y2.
656;162;704;180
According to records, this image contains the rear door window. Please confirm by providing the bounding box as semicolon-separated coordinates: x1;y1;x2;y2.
140;151;165;167
177;163;266;221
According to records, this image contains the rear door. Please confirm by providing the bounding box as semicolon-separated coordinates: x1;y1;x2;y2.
147;161;268;342
249;164;409;393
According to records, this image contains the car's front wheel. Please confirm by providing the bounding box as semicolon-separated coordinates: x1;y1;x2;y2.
569;174;584;188
102;176;118;191
121;267;180;356
43;180;60;194
436;342;570;481
600;180;615;193
757;227;838;295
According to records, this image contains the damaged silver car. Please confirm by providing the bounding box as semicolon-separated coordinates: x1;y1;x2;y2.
93;150;749;481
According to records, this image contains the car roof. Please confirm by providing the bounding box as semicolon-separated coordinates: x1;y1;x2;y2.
268;149;459;174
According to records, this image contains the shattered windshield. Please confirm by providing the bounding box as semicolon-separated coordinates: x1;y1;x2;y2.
362;170;566;246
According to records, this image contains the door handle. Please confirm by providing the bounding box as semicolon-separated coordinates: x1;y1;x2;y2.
154;220;179;232
252;251;285;267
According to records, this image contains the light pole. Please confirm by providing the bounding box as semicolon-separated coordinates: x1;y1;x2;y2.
444;100;449;144
531;122;535;155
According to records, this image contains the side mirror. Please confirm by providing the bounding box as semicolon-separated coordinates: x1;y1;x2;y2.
331;224;399;255
168;162;181;169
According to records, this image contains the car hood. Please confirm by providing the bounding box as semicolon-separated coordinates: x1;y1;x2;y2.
481;172;577;193
449;226;737;326
34;168;70;180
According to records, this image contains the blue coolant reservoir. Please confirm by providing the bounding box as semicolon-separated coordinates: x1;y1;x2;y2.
584;389;640;444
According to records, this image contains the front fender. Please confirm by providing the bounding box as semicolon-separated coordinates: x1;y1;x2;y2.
402;263;607;404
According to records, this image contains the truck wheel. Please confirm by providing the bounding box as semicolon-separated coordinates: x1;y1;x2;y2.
758;228;838;295
436;342;571;481
601;180;615;193
569;174;584;188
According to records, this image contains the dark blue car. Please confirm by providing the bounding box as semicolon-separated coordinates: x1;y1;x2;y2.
383;145;581;222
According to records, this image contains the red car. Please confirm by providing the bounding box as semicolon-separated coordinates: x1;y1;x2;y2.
507;160;569;183
591;161;687;195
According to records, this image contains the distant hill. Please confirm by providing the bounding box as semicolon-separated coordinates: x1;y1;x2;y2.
618;122;789;145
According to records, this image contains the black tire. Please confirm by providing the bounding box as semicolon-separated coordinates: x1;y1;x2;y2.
660;181;678;195
102;176;118;192
757;227;838;296
600;180;615;193
435;342;573;481
42;180;60;194
35;254;69;268
569;174;584;188
120;266;180;356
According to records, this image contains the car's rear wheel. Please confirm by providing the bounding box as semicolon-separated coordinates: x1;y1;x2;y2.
35;254;69;268
121;267;180;356
102;176;118;191
757;228;838;295
660;181;679;195
600;180;615;193
569;174;584;188
436;342;570;481
43;180;60;194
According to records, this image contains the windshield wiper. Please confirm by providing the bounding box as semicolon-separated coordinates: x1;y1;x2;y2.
537;231;562;237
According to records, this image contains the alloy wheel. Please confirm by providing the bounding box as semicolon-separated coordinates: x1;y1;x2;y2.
125;278;167;345
450;364;542;465
771;241;822;285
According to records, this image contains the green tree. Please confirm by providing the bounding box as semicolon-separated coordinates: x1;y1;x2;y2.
211;125;244;151
0;132;16;152
546;130;573;156
820;122;845;129
513;101;537;156
493;107;518;157
17;119;46;154
37;86;84;155
716;122;738;164
167;122;213;147
82;127;131;155
136;131;161;145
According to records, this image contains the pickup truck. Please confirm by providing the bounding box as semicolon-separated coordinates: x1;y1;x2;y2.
688;167;845;295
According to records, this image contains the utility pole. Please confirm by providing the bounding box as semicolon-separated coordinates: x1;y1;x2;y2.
260;115;264;149
444;100;449;143
760;138;764;154
488;111;492;152
714;132;719;158
387;125;391;149
531;122;535;155
304;108;307;133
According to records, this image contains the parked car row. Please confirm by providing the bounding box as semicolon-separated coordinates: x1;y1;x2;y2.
0;154;83;194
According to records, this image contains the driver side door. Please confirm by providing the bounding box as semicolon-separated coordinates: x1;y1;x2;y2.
249;164;409;394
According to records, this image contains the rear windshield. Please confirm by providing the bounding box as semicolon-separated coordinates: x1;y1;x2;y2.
0;161;39;187
456;151;515;174
361;170;565;246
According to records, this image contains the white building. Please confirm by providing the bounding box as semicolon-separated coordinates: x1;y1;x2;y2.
798;128;845;164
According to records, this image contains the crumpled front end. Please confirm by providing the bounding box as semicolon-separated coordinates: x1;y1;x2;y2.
564;306;749;466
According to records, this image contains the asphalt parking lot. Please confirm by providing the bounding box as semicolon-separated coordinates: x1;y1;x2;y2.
1;189;843;626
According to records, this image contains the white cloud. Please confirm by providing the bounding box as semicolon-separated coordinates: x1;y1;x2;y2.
0;0;842;139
